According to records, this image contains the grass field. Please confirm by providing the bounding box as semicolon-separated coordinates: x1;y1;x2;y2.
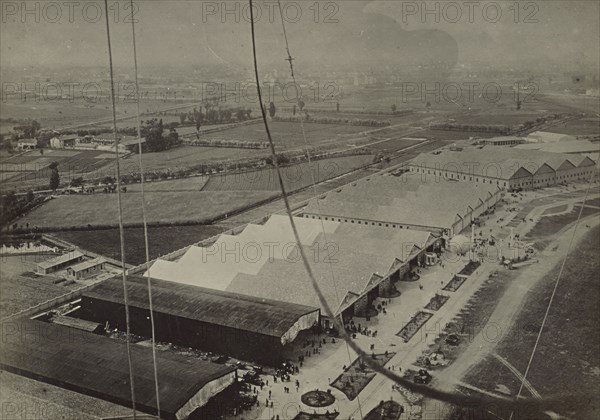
20;190;278;229
548;116;600;136
0;98;190;130
202;121;371;151
417;129;497;141
1;148;118;187
126;175;209;192
0;255;81;318
203;155;374;192
459;112;548;126
361;138;424;154
105;145;269;173
526;204;600;244
55;224;227;266
541;204;569;215
463;225;600;419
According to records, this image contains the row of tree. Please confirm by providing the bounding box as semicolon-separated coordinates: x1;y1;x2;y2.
430;123;511;134
273;115;391;127
183;138;269;149
181;106;254;131
0;189;45;229
138;118;180;152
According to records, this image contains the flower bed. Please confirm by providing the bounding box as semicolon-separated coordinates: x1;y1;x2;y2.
424;294;450;311
443;275;468;292
331;352;396;401
396;312;433;342
301;390;335;408
365;400;404;420
459;260;481;276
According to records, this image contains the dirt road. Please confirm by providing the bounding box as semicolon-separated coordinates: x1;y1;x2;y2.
424;211;600;419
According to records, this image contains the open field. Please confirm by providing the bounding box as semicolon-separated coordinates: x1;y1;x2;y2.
0;255;81;318
203;121;371;151
1;148;118;187
361;138;424;154
456;112;548;126
203;155;374;192
463;225;600;419
0;98;193;130
526;204;600;245
547;115;600;136
126;175;209;192
104;145;269;173
416;129;497;141
55;224;226;266
19;190;278;230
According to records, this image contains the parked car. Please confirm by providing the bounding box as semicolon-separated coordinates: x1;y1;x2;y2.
243;370;262;385
414;369;432;384
445;334;460;346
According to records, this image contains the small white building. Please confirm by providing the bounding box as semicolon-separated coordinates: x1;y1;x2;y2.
50;135;79;149
17;138;38;151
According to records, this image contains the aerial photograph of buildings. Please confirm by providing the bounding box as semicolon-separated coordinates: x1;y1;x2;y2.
1;1;599;419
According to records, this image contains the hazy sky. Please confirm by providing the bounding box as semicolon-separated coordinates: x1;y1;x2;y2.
1;0;599;73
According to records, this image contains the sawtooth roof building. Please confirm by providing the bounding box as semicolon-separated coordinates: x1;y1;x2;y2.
79;275;319;365
408;148;596;190
0;319;237;420
303;173;501;237
146;215;439;324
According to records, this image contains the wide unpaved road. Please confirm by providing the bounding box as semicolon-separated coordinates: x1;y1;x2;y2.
424;212;600;419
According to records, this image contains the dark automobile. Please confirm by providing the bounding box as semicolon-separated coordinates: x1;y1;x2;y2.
445;334;460;346
414;369;432;384
243;370;262;385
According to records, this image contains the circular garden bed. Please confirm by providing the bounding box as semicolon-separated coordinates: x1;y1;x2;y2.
301;390;335;408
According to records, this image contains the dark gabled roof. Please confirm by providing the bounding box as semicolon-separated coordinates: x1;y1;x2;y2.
83;276;319;339
0;319;235;419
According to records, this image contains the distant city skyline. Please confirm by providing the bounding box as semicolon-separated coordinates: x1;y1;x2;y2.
1;1;599;74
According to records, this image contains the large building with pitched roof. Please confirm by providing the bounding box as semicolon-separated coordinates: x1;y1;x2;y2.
79;275;319;365
146;215;438;325
408;148;596;190
0;319;237;420
303;173;501;237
